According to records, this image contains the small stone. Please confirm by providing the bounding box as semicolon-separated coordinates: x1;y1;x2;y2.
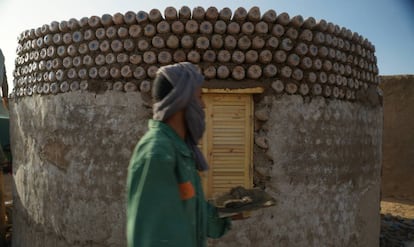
255;108;269;121
255;136;268;149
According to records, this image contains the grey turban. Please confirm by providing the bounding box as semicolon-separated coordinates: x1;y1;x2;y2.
153;62;208;171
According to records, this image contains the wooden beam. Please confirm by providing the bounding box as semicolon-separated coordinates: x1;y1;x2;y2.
202;87;264;94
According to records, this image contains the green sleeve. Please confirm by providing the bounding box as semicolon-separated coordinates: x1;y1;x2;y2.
127;148;194;247
206;202;232;239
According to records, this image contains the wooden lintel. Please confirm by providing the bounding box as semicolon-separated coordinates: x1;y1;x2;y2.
202;87;264;94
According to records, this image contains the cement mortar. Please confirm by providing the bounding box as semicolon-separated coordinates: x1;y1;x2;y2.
210;95;383;247
10;91;149;247
9;92;383;246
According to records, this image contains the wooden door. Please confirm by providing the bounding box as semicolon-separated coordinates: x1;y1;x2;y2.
200;93;254;199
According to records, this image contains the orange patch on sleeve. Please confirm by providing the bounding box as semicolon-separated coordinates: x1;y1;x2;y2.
178;181;195;200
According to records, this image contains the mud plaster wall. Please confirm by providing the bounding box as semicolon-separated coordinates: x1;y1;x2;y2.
380;75;414;201
9;6;383;247
10;92;150;247
211;95;382;247
10;93;383;247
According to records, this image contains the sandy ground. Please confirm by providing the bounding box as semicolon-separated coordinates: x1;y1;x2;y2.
380;198;414;247
381;198;414;218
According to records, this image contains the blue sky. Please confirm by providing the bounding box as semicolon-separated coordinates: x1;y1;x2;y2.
0;0;413;89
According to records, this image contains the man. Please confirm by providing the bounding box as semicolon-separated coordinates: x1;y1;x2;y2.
127;62;231;247
0;49;8;109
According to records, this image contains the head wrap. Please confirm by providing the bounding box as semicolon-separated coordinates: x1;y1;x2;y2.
153;62;208;171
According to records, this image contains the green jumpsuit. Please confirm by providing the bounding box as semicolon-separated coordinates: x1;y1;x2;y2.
127;120;231;247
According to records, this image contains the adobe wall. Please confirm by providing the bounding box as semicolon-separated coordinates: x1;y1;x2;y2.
211;94;382;246
9;6;382;247
10;92;149;247
380;75;414;201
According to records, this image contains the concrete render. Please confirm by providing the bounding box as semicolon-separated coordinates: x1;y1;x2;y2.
211;94;382;246
10;90;382;247
10;91;149;247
